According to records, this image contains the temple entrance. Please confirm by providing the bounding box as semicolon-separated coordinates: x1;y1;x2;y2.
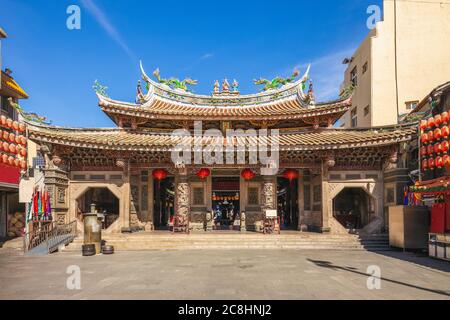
332;187;373;231
277;177;299;229
212;177;240;230
153;177;175;229
76;187;119;230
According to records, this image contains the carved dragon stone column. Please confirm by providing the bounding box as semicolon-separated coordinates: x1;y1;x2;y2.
175;168;190;225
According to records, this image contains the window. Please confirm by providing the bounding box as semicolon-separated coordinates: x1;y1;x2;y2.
351;108;358;127
362;62;368;74
405;100;419;111
364;105;370;116
350;66;358;86
0;96;17;119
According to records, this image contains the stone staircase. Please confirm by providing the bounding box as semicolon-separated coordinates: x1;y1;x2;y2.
63;231;392;252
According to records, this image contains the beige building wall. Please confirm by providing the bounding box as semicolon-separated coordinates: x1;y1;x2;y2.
341;0;450;128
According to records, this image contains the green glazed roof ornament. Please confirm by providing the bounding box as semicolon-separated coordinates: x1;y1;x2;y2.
151;68;198;92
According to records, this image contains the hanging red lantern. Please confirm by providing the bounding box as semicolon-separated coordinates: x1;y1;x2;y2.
435;114;443;127
19;147;27;157
444;155;450;167
434;143;443;154
422;159;429;171
0;115;6;126
241;168;255;181
2;142;9;152
427;144;434;155
420;146;427;157
152;169;168;181
428;117;435;128
442;126;450;138
436;156;444;168
420;120;428;130
442;140;450;153
18;122;26;133
421;133;428;144
428;157;435;170
434;128;442;140
9;144;16;154
8;133;15;143
427;130;434;142
196;168;211;179
20;136;27;145
283;169;299;182
20;160;27;170
12;121;19;131
6;118;12;128
7;156;14;166
2;131;8;140
442;112;449;124
1;154;7;164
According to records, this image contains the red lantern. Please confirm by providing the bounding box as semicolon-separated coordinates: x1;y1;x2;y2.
2;142;9;152
420;120;428;130
9;144;16;154
434;128;442;140
428;157;435;170
434;143;443;154
196;168;211;179
427;130;434;142
421;133;428;144
241;168;255;181
428;117;435;128
152;169;168;181
8;133;15;143
0;115;6;126
2;131;8;140
20;136;27;146
427;144;434;155
420;146;427;157
7;156;14;166
442;126;450;138
422;159;429;171
12;121;19;131
283;169;299;182
18;122;26;133
6;118;12;128
20;160;27;170
436;156;444;168
442;112;449;124
1;154;7;164
19;147;27;157
443;141;450;153
435;114;443;127
444;155;450;167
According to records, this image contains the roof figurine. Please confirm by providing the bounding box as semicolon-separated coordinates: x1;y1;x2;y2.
213;80;220;94
222;78;230;92
232;79;239;93
152;68;198;93
93;80;108;98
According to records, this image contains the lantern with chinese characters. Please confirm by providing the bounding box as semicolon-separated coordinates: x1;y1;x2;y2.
434;143;443;154
428;157;435;170
283;169;299;183
427;144;434;155
442;126;450;138
435;114;443;127
196;168;211;179
422;159;428;171
434;128;442;140
241;168;255;181
420;120;428;130
427;130;434;142
436;156;444;168
421;133;428;144
420;146;427;157
442;112;449;124
428;117;435;128
444;155;450;167
442;141;450;153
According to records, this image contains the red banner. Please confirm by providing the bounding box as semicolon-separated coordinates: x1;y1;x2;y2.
0;163;20;185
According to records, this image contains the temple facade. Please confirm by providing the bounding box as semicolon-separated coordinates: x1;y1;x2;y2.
26;63;416;235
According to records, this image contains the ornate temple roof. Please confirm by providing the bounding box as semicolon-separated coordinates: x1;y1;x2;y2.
28;123;415;152
97;62;352;127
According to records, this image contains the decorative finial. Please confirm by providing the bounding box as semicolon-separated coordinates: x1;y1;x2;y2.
232;79;239;92
213;80;220;93
222;78;230;92
308;80;316;105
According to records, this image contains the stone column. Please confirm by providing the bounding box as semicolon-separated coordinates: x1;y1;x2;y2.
146;174;154;231
43;166;69;225
297;170;307;232
120;162;131;230
321;161;331;233
261;175;276;212
175;169;190;220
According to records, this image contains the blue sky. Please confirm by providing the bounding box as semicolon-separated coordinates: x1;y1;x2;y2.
0;0;382;127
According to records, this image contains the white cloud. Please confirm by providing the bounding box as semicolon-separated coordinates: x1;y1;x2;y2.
200;53;214;60
80;0;136;61
294;47;356;101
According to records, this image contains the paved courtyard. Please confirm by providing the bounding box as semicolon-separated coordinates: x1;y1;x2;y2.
0;248;449;300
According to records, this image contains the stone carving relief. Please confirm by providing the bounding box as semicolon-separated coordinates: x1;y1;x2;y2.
177;182;190;217
262;182;275;210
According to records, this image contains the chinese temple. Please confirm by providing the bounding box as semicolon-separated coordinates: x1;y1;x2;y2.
26;63;416;235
